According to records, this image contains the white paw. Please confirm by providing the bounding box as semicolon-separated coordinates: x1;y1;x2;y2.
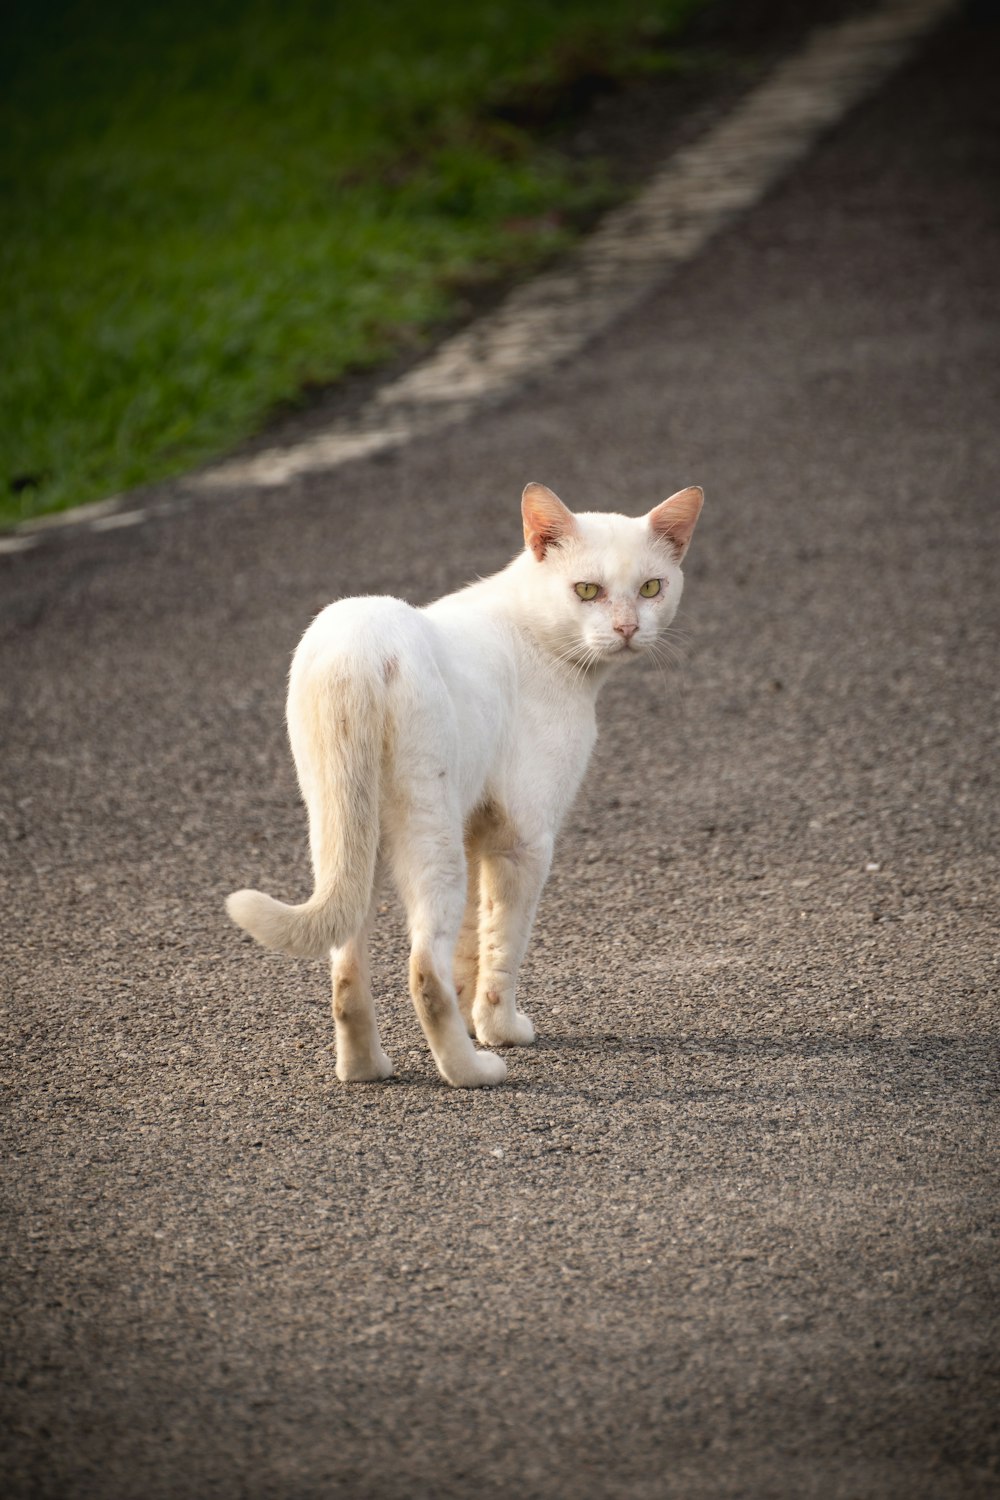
336;1048;394;1083
442;1048;508;1089
474;1008;536;1048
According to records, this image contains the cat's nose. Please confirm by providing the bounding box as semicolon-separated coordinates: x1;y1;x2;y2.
614;621;638;641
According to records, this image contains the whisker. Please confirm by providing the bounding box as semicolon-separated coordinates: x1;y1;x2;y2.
647;637;686;671
551;641;595;688
644;636;691;713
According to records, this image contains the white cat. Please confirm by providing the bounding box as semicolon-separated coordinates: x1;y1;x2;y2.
227;481;702;1088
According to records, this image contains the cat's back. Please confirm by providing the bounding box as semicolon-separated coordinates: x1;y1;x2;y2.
290;592;514;789
293;593;422;678
292;591;512;704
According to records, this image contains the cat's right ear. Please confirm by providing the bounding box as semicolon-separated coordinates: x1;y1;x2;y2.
522;482;577;561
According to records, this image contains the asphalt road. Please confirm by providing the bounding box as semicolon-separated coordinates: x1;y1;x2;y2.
2;13;998;1500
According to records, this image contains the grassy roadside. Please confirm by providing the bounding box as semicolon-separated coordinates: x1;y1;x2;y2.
2;0;709;528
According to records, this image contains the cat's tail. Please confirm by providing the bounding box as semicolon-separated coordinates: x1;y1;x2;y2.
226;663;385;960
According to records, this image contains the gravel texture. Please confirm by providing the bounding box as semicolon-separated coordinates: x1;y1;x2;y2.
1;12;998;1499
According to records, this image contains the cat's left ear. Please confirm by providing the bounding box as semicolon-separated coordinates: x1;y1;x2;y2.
647;486;703;560
522;482;577;561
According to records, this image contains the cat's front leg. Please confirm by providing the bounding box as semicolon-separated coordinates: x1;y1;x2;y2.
473;835;553;1047
453;849;481;1035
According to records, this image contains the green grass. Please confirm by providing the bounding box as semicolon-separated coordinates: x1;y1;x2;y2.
2;0;701;526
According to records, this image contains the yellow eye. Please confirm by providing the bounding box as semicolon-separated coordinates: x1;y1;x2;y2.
639;578;661;598
575;582;600;601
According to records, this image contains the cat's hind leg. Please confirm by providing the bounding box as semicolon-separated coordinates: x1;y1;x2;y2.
330;895;393;1083
472;835;553;1047
390;822;506;1089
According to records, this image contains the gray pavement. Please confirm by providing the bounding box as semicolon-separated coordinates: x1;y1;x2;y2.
2;12;998;1499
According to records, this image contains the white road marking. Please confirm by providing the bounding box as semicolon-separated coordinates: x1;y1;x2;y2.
90;508;149;532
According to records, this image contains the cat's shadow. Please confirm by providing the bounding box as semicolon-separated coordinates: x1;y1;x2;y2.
375;1031;984;1104
532;1030;964;1059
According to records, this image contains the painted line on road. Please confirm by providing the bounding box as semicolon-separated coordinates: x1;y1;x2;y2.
6;0;958;546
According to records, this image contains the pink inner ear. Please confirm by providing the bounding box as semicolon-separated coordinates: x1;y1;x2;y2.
649;486;703;559
522;482;576;561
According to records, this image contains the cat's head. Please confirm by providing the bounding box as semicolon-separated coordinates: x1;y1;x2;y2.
520;481;702;668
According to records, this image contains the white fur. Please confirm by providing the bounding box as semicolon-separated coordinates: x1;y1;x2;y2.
226;485;702;1087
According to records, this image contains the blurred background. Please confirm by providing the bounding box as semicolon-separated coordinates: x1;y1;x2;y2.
2;0;864;528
